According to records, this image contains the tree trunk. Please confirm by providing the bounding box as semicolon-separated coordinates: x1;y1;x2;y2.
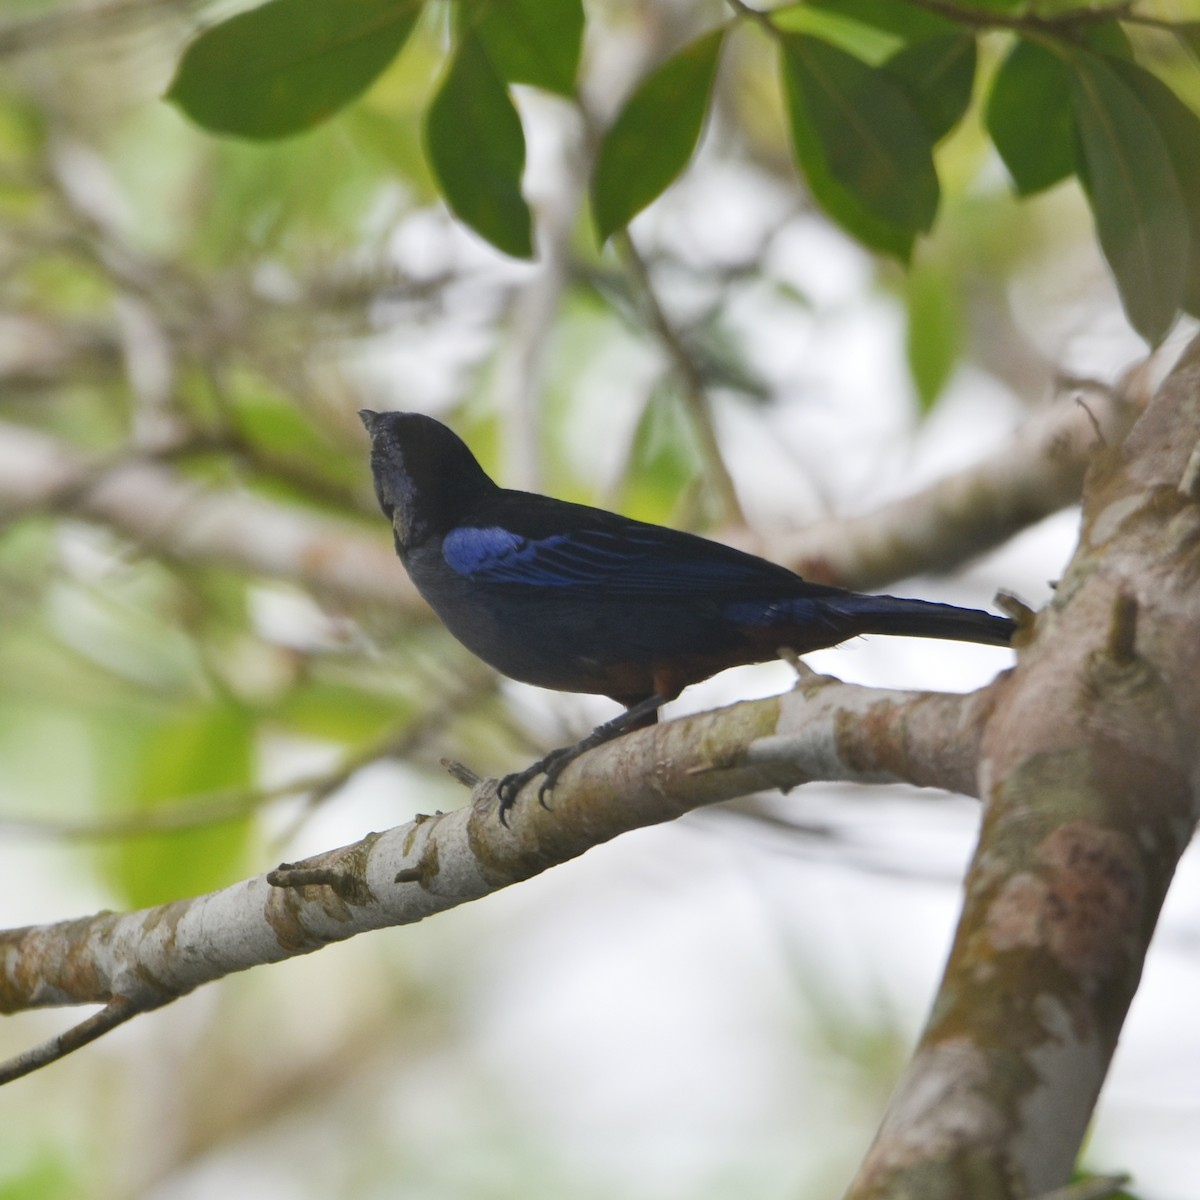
845;335;1200;1198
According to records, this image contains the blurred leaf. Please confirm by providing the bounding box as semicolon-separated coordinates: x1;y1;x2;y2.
772;4;908;63
425;32;533;258
884;33;976;142
277;678;408;742
233;382;334;458
0;84;48;175
0;1149;80;1200
102;702;256;908
467;0;583;96
985;39;1075;195
591;28;726;242
618;388;702;524
1083;21;1133;58
794;0;956;52
904;256;963;412
229;379;362;503
181;108;417;264
779;34;938;256
1173;22;1200;57
780;61;912;256
340;103;436;198
166;0;421;139
1070;51;1188;345
1105;56;1200;316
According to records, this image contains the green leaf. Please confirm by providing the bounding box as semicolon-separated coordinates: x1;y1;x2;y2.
780;64;911;256
779;34;939;253
1172;22;1200;57
797;0;956;44
884;33;976;142
166;0;420;140
425;33;533;259
985;38;1075;195
1082;21;1133;58
1070;51;1189;345
0;1149;80;1200
618;387;703;525
772;4;909;63
467;0;584;96
278;679;406;741
1104;56;1200;317
904;257;963;412
591;28;726;243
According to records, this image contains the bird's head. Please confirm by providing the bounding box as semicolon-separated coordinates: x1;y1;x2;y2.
358;410;496;549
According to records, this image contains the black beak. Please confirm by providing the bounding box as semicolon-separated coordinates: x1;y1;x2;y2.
358;409;381;436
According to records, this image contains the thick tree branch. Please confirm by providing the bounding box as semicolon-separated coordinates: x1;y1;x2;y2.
776;366;1149;589
845;337;1200;1198
0;672;1003;1076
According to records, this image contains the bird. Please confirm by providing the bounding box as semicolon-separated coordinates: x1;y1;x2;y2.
359;409;1015;822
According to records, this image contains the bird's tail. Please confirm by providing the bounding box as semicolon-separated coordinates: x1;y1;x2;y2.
828;593;1015;647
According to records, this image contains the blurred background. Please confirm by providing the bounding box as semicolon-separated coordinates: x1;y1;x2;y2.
0;1;1198;1197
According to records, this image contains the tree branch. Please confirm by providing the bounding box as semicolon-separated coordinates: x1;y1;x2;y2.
0;996;145;1086
0;418;417;610
0;672;1002;1075
775;364;1150;589
845;335;1200;1198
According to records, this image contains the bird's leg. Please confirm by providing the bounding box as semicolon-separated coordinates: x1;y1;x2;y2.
497;693;668;824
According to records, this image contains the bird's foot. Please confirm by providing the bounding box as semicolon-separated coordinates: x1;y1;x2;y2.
496;760;543;826
495;694;668;826
496;745;578;826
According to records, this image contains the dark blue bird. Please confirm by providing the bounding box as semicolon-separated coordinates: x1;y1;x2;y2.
360;410;1014;819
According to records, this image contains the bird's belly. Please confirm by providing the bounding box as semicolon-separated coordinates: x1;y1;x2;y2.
434;587;661;693
407;559;741;699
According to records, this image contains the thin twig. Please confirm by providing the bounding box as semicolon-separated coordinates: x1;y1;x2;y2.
896;0;1133;33
0;996;146;1085
613;231;746;525
726;0;1136;35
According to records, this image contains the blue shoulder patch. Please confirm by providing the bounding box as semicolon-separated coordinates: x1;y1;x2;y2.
443;526;525;575
442;526;583;585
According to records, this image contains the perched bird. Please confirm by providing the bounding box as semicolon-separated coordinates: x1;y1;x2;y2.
360;410;1014;820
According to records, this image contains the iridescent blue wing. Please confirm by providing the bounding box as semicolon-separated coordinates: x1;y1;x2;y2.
441;523;796;595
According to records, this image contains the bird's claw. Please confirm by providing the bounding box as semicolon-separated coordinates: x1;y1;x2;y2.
496;747;576;824
494;698;664;824
496;762;547;826
496;771;530;827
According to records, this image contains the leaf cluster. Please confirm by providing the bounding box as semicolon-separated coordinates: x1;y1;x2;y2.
168;0;1200;346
